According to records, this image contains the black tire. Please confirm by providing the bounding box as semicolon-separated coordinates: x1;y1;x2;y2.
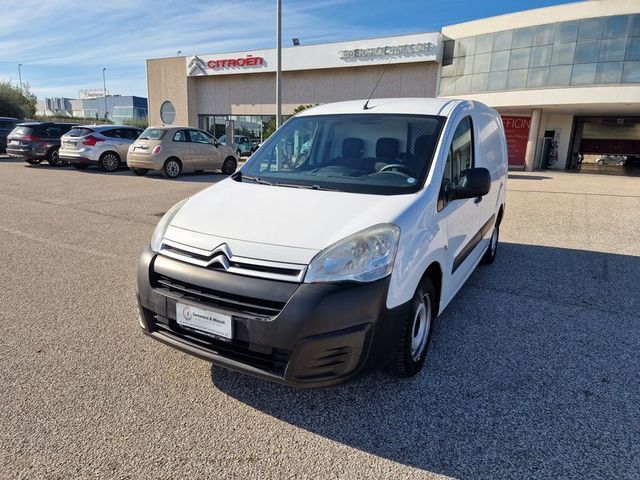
71;163;89;170
481;224;499;265
162;158;182;178
99;152;121;172
222;156;237;175
25;158;42;165
386;278;436;378
47;148;65;167
131;168;149;176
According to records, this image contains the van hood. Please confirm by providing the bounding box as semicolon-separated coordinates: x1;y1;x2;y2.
168;177;416;253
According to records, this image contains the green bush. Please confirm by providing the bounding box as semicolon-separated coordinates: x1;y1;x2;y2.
0;81;37;119
123;117;149;129
31;115;113;125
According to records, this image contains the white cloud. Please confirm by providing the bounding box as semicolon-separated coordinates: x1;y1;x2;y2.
0;0;419;98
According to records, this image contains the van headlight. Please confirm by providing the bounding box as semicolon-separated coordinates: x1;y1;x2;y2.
150;199;188;252
304;224;400;283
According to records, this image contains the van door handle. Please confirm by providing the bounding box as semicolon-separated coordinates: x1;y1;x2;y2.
474;196;483;204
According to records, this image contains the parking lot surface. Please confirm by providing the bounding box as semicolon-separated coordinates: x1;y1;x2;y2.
1;157;639;479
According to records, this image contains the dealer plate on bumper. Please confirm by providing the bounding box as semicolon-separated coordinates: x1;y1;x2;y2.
176;302;232;340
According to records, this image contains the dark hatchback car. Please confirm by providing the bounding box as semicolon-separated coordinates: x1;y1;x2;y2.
6;122;75;166
0;117;21;153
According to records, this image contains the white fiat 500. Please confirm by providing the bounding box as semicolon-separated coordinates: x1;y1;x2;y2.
136;98;507;388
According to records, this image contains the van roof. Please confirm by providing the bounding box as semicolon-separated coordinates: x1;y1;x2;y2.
296;98;467;118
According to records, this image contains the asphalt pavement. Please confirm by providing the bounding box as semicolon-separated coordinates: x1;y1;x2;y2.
1;157;639;479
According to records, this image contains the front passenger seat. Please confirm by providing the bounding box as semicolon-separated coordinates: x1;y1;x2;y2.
334;137;365;170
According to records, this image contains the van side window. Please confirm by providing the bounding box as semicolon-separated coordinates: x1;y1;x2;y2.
438;116;474;211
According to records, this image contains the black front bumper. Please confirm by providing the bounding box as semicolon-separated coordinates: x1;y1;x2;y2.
136;246;408;388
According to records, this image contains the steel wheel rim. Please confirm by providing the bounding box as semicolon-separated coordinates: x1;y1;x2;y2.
410;294;431;361
103;154;118;171
166;161;179;177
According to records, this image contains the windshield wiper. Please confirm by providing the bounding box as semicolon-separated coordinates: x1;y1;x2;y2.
239;174;274;186
277;183;335;191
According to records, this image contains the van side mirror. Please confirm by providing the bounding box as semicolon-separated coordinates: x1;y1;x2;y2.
448;167;491;200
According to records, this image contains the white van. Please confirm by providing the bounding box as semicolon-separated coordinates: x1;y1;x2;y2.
136;98;507;387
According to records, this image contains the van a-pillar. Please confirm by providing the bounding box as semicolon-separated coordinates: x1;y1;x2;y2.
524;108;542;172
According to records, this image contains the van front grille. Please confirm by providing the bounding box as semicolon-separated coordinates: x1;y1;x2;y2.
152;274;286;319
159;240;307;283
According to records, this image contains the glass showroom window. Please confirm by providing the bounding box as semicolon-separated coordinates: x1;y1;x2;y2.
439;14;640;95
160;101;176;125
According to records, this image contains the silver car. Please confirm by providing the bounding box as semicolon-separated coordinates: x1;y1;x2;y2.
59;125;143;172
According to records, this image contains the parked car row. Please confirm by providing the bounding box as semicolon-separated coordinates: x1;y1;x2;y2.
0;117;21;153
5;121;74;165
218;134;258;157
4;121;239;178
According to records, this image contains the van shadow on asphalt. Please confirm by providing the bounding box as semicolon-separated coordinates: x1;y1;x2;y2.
211;242;640;479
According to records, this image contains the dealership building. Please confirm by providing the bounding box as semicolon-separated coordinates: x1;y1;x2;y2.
146;0;640;172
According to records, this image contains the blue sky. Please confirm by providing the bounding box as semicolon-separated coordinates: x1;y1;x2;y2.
0;0;569;100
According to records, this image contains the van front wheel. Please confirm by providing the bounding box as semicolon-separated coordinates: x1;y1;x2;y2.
386;279;436;378
481;224;499;265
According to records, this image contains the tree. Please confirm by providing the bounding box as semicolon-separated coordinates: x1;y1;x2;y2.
0;81;37;119
293;104;314;114
262;104;316;140
262;118;277;140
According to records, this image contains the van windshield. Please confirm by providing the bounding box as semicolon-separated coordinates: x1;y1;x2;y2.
239;114;445;195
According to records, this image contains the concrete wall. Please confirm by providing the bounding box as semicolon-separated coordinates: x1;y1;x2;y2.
536;113;575;169
148;59;439;126
440;85;640;113
193;62;439;117
147;57;193;126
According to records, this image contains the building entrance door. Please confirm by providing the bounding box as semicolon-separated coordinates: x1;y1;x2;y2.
568;116;640;175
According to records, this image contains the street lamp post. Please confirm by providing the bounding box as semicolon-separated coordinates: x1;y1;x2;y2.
102;67;108;120
18;64;23;92
275;0;282;129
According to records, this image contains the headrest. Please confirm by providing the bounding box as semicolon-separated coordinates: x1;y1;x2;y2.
413;135;431;156
342;137;364;158
376;138;399;158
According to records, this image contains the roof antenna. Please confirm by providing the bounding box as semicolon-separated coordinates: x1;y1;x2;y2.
363;59;393;110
